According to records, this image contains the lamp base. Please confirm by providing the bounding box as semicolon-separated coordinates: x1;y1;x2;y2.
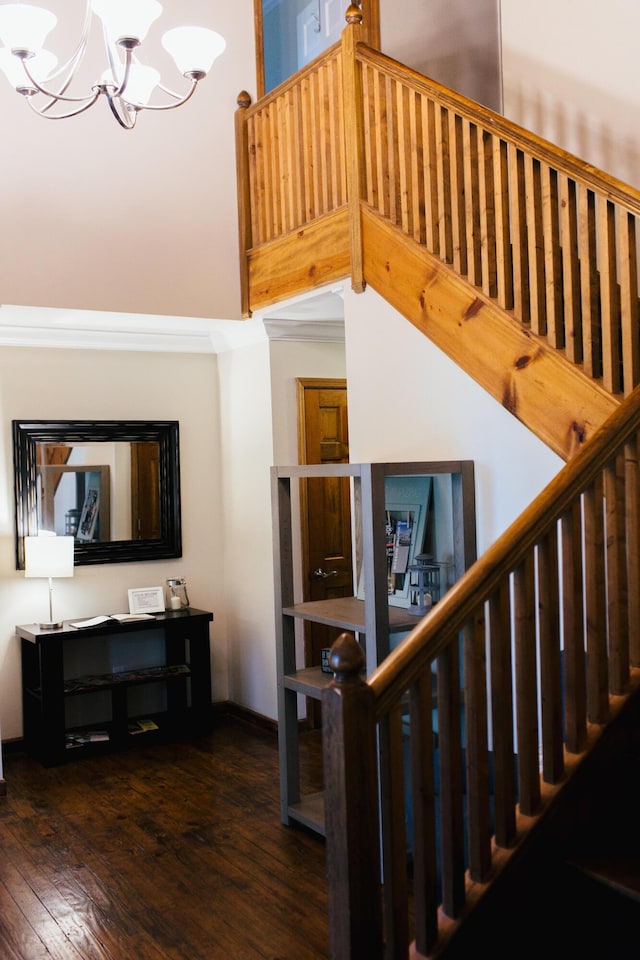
38;620;63;630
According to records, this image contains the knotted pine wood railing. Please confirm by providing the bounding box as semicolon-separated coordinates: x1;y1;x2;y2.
236;6;640;400
322;384;640;959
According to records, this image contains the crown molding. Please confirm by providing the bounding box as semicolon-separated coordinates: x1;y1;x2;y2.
0;287;346;352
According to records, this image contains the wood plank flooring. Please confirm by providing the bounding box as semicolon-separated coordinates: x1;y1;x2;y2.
0;718;328;960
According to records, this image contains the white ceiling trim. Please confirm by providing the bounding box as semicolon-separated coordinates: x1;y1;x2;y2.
0;290;346;353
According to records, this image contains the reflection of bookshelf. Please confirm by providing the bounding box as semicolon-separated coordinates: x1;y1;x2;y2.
77;487;99;541
18;608;213;766
39;463;111;541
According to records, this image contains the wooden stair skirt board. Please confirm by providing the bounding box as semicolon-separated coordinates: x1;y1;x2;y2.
360;206;618;463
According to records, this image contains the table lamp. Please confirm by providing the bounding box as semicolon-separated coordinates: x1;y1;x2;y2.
24;535;74;629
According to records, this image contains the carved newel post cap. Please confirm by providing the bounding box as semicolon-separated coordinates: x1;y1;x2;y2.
345;4;363;26
328;632;365;683
237;90;252;109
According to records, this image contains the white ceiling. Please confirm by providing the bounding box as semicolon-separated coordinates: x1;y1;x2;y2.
0;0;342;353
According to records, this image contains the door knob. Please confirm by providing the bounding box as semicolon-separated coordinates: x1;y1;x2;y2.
313;567;338;579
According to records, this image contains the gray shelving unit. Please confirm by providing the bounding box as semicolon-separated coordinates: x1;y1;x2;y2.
271;460;477;836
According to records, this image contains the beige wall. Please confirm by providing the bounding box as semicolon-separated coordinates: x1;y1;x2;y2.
218;334;346;721
502;0;640;188
343;286;564;554
0;347;223;740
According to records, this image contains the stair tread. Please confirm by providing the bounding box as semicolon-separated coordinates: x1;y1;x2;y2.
566;854;640;902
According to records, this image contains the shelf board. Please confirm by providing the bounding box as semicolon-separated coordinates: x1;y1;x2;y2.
284;666;336;698
282;596;418;633
288;791;325;837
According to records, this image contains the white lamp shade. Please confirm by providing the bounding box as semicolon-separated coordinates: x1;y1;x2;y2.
24;535;74;578
92;0;162;43
104;61;159;104
161;26;225;76
0;46;56;87
0;3;57;51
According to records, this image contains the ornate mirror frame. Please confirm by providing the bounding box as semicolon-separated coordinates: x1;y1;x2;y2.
13;420;182;569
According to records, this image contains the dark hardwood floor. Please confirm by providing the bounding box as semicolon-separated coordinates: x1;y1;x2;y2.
0;718;327;960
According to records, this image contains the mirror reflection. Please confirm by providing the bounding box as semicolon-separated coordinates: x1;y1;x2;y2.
13;420;181;568
37;441;161;543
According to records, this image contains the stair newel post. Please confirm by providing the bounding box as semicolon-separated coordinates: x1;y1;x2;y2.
235;90;253;319
322;632;383;960
342;5;367;294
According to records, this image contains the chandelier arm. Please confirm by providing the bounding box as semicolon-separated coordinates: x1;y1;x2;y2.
44;0;93;98
104;40;135;100
26;90;101;120
135;79;199;111
106;94;136;130
20;59;100;105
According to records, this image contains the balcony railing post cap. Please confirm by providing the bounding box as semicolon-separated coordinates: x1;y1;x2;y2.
329;631;365;683
345;4;363;25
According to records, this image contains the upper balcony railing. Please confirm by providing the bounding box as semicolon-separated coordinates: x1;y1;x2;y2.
236;5;640;398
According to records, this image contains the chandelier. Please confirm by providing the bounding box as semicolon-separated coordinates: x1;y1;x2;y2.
0;0;225;128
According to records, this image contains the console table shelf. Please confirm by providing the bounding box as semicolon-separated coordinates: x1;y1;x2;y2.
17;608;213;767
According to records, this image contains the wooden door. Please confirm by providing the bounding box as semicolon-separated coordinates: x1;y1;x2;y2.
297;378;352;725
130;442;161;540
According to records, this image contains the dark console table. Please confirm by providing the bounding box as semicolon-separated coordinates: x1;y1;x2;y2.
17;608;213;766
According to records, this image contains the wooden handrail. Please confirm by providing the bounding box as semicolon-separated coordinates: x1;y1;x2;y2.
369;383;640;713
323;386;640;957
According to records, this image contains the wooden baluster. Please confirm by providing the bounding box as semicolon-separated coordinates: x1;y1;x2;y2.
513;551;541;815
578;183;600;379
437;640;466;918
463;609;491;882
626;434;640;667
378;704;409;959
493;135;513;310
322;632;383;960
618;210;639;396
561;500;587;754
605;454;630;694
478;128;497;298
436;105;453;263
537;526;564;782
409;85;425;244
599;198;622;394
508;144;530;324
559;173;582;364
396;80;412;236
488;575;517;848
409;668;439;956
463;118;482;287
541;163;563;349
524;154;546;336
422;94;439;254
449;111;467;277
342;5;367;292
234;90;252;318
583;473;609;723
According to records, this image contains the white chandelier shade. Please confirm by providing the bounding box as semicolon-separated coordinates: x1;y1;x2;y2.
0;0;226;128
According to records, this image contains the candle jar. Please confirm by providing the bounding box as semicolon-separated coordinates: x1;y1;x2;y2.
166;577;190;610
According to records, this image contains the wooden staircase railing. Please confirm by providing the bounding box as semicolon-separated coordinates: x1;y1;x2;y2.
322;383;640;959
234;7;640;957
235;7;640;459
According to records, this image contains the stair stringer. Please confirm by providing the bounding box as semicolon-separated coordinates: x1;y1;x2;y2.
361;206;618;463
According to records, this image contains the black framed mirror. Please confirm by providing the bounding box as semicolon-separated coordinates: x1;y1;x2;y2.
13;420;182;569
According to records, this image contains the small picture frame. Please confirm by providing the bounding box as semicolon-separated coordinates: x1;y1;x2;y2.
128;586;165;615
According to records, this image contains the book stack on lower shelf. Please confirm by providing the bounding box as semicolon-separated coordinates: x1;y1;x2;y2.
128;718;160;736
65;730;109;749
